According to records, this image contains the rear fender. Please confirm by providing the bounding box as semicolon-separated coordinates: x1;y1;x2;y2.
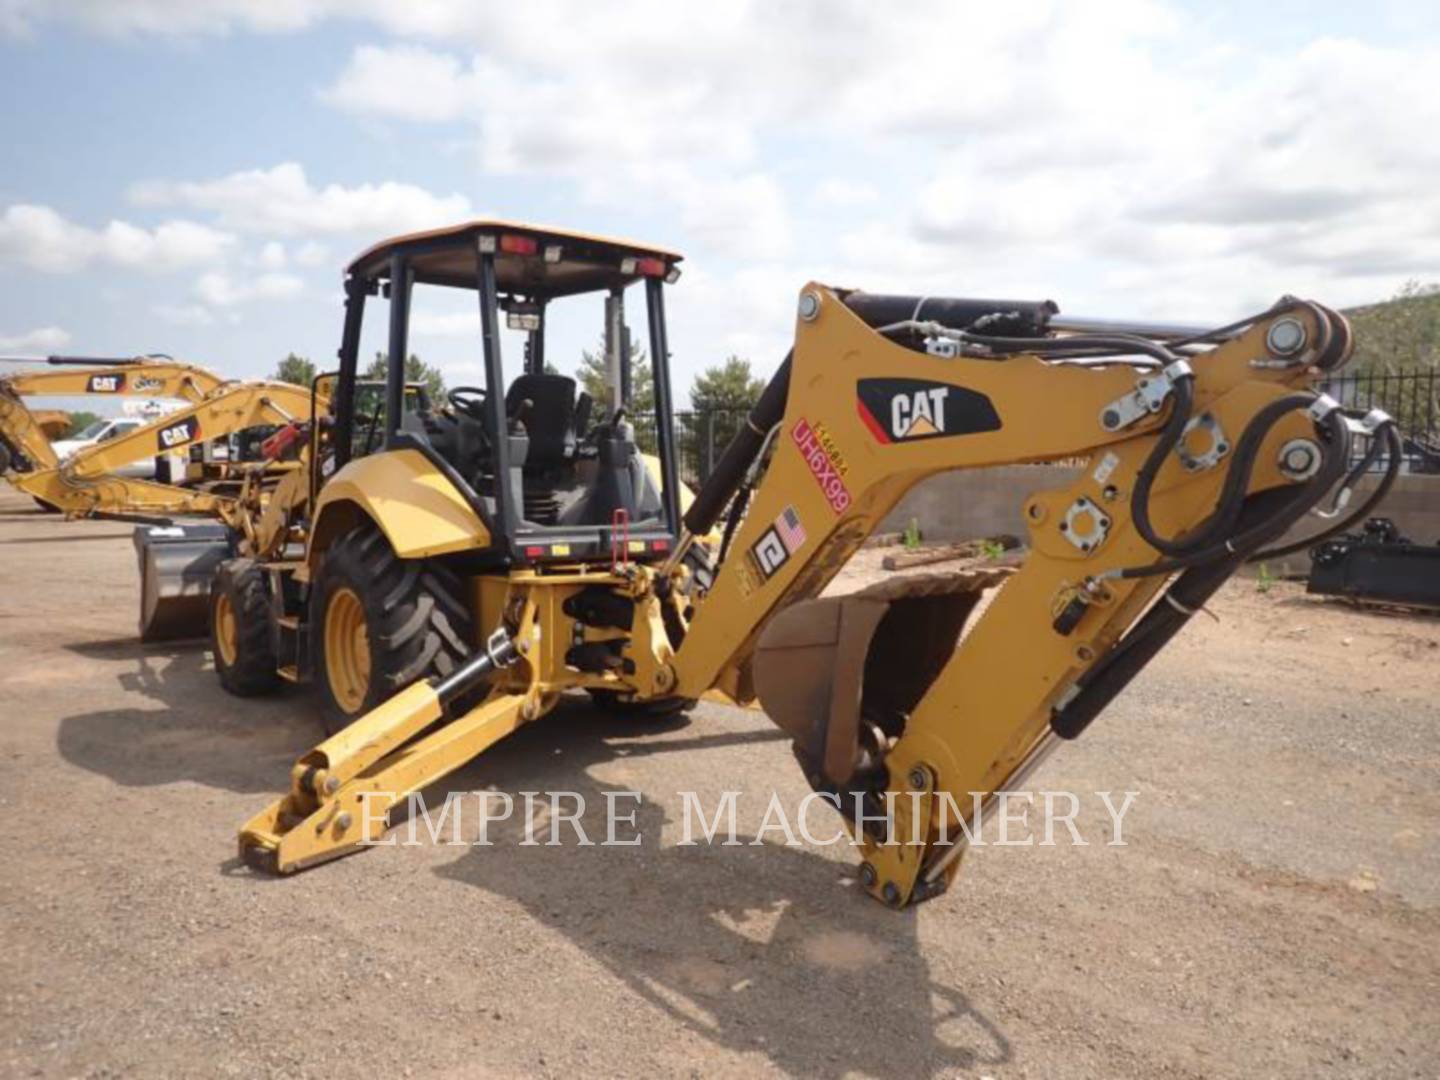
308;448;490;563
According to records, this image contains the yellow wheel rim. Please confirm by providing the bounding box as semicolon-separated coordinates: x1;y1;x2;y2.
324;586;370;714
214;592;239;668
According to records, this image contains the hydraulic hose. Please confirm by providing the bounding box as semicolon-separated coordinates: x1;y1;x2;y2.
682;352;791;536
1053;417;1349;741
1133;390;1318;559
1249;423;1402;561
1116;403;1352;580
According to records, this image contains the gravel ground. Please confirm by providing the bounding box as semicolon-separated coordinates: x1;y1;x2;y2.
1;489;1437;1078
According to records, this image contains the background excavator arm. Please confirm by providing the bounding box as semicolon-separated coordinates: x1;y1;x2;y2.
0;357;223;474
14;378;321;519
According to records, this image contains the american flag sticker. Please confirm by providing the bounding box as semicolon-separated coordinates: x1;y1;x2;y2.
775;505;806;552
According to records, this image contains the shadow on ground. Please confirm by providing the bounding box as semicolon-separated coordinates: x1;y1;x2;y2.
57;644;1009;1075
55;636;316;793
430;700;1012;1078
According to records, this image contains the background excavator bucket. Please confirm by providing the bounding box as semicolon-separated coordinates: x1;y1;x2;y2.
752;569;1010;786
133;524;233;641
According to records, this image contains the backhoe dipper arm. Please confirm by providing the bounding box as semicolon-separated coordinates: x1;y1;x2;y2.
14;379;321;518
668;284;1355;907
0;358;224;475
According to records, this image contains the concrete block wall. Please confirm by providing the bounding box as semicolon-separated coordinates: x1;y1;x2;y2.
881;465;1440;562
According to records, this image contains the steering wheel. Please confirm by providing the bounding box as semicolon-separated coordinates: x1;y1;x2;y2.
447;386;488;422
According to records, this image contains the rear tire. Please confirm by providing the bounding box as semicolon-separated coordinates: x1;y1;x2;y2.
311;522;473;735
211;558;282;696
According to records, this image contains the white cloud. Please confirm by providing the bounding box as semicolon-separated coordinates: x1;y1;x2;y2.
667;171;791;261
256;240;287;269
0;325;70;351
194;270;304;307
6;1;1440;374
816;180;879;208
153;303;216;327
294;241;329;267
321;43;468;122
0;204;233;273
0;0;342;37
410;311;476;337
131;162;472;237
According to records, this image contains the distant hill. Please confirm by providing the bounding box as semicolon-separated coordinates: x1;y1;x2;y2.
1343;283;1439;373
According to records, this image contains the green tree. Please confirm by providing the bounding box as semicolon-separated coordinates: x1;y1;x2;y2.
62;410;100;438
689;356;766;481
690;355;765;413
576;338;654;418
272;353;317;387
362;352;448;400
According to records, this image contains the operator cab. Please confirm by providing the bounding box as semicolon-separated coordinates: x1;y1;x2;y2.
333;221;683;565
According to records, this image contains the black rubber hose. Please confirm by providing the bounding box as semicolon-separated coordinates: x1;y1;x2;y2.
682;353;791;536
1249;424;1402;561
1053;477;1321;741
1134;391;1316;558
717;483;753;566
1119;405;1352;579
1163;298;1303;349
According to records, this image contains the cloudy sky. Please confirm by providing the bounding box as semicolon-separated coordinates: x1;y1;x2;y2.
1;0;1437;405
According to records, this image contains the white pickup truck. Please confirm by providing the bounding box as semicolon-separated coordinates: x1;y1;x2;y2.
50;417;155;477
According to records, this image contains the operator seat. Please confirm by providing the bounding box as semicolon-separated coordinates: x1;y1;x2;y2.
505;373;578;469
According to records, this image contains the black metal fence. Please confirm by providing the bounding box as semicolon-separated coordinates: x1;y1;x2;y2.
632;409;748;489
1319;369;1439;472
633;369;1440;489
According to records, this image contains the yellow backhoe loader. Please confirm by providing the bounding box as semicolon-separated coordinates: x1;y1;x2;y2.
218;220;1396;909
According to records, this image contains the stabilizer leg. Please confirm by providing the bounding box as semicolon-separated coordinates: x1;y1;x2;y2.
241;687;529;872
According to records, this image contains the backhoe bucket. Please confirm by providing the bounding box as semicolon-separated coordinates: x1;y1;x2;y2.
752;569;1010;786
133;523;233;642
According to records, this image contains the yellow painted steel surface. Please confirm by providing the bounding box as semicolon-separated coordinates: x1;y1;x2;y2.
322;586;370;714
11;378;319;519
1;359;224;477
309;448;490;559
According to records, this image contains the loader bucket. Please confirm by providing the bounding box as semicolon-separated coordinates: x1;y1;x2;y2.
133;523;234;642
752;568;1011;786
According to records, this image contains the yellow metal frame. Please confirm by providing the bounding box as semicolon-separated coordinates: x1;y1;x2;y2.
1;359;223;477
307;448;491;561
668;286;1329;904
241;566;679;870
13;378;317;519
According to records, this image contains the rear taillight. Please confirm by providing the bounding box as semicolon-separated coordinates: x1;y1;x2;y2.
498;234;539;255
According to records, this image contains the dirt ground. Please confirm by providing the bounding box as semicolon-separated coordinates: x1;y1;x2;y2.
1;488;1437;1079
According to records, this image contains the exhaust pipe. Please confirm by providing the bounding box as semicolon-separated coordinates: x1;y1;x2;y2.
133;523;234;642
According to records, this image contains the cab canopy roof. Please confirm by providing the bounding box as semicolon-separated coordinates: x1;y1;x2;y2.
346;219;683;298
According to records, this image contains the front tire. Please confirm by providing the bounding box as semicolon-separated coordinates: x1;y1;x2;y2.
211;558;281;696
311;522;473;734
